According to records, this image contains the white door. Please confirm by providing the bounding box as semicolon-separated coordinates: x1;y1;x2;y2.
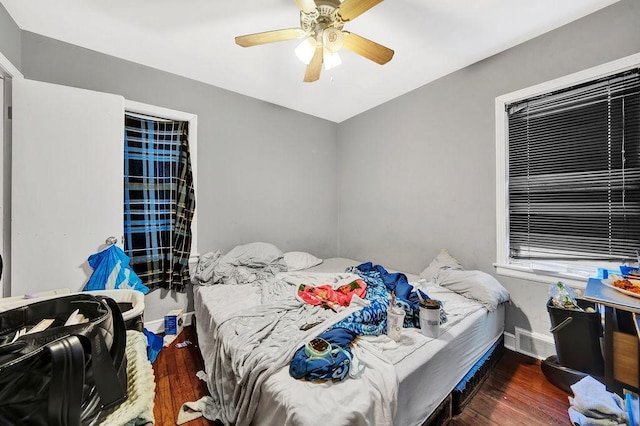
0;76;4;296
12;79;124;295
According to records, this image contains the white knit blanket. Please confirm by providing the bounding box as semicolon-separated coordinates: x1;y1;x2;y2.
91;330;156;426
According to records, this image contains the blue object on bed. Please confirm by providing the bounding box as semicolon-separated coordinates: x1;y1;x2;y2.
355;262;414;299
289;329;356;381
348;262;447;328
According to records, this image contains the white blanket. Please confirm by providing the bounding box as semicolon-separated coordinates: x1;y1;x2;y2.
199;271;365;425
92;331;155;426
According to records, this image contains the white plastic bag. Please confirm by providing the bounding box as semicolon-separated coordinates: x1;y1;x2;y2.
549;281;583;311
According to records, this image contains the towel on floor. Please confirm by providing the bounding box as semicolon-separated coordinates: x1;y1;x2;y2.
568;376;627;426
177;397;208;425
178;395;227;425
568;408;627;426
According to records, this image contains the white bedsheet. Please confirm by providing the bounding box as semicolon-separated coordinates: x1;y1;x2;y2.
194;258;505;425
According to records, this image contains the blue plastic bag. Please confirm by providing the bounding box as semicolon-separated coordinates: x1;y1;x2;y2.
84;245;149;294
143;328;164;363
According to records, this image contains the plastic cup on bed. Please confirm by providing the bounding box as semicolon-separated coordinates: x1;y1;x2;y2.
387;306;405;341
419;300;440;338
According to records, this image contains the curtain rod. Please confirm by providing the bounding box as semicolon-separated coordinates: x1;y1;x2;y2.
125;111;173;122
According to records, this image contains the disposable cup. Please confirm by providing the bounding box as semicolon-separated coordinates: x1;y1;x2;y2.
419;300;440;338
387;306;405;341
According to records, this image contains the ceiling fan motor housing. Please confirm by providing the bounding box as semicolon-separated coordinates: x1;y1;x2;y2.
300;0;345;36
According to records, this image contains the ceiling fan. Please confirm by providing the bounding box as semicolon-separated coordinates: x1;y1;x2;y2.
235;0;394;82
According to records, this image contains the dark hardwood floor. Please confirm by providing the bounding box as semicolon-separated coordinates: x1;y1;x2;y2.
153;326;211;426
450;350;571;425
153;326;571;425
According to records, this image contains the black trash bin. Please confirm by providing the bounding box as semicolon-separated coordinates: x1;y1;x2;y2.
546;298;604;377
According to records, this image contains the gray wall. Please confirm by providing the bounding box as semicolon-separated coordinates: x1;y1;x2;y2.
337;0;640;338
0;3;20;71
15;32;338;323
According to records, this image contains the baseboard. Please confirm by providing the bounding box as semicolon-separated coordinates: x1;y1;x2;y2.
144;310;195;334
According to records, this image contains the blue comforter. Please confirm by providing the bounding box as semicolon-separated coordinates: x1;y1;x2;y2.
289;262;445;381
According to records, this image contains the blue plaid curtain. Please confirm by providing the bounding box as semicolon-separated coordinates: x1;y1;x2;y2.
124;114;196;291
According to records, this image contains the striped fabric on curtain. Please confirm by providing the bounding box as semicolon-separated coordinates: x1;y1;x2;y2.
124;114;196;291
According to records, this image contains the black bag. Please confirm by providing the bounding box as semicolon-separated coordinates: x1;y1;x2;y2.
0;293;128;425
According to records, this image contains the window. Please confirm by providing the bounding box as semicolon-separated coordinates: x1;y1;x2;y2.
495;54;640;286
123;101;198;292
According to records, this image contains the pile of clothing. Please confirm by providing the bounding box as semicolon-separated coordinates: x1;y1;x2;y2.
289;262;445;382
568;376;637;425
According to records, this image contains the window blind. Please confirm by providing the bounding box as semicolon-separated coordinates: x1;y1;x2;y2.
507;69;640;262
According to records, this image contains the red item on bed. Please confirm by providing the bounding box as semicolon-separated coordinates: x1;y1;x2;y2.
297;279;367;309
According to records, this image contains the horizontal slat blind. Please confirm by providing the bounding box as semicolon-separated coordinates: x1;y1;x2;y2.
507;69;640;262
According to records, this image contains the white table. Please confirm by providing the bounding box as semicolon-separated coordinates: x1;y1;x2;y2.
583;277;640;395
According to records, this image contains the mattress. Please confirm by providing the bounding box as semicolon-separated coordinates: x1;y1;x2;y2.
193;257;505;426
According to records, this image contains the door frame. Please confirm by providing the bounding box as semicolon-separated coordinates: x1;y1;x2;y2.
0;50;22;78
0;51;22;297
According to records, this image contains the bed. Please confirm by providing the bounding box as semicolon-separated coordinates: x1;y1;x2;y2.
191;246;509;426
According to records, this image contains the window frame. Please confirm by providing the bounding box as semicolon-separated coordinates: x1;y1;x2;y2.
124;100;198;263
495;53;640;289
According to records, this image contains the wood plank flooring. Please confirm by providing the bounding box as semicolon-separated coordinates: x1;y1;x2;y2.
153;326;211;426
450;350;571;425
153;326;571;425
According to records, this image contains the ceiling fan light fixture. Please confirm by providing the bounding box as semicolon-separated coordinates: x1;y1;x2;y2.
295;37;317;65
323;49;341;70
322;27;344;53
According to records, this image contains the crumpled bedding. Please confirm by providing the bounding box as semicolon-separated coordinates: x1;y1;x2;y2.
192;242;287;286
196;270;363;426
193;255;487;426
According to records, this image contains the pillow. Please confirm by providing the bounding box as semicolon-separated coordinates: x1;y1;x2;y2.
284;251;323;271
419;249;464;281
223;242;284;267
213;242;286;284
436;269;510;311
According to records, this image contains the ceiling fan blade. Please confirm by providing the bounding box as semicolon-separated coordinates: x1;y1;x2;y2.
304;46;323;82
293;0;317;14
342;31;394;65
338;0;383;21
235;28;306;47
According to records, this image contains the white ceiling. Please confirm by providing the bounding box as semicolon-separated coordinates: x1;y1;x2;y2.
1;0;621;122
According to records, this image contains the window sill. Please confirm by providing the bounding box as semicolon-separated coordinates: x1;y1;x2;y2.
494;263;589;290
